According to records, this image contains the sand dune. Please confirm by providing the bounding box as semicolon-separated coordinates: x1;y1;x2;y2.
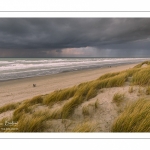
1;61;150;132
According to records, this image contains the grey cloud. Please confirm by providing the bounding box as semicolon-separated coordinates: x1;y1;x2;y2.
0;18;150;57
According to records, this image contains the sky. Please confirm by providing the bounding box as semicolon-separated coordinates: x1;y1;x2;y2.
0;18;150;58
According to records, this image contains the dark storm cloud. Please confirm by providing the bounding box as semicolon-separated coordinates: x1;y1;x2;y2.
0;18;150;57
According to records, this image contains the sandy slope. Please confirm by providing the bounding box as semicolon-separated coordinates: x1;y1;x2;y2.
43;84;148;132
0;63;137;106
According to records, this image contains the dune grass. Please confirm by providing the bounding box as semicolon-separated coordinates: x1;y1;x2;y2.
92;72;128;90
126;68;141;77
12;95;45;121
128;86;134;93
26;95;43;105
132;68;150;86
106;72;128;88
61;96;83;119
137;86;144;96
72;121;98;132
10;110;52;132
82;105;90;116
49;108;62;119
16;114;47;132
112;93;125;106
134;61;150;68
43;86;77;105
86;87;97;100
111;98;150;132
146;86;150;95
99;72;120;80
0;102;19;114
13;104;32;121
94;99;99;109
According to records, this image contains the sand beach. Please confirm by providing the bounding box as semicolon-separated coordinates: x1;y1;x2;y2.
0;63;137;106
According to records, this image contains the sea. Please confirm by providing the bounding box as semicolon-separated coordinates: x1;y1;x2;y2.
0;58;149;81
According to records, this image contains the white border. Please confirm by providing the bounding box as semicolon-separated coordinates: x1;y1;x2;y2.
0;11;150;139
0;0;149;11
0;133;150;139
0;12;150;18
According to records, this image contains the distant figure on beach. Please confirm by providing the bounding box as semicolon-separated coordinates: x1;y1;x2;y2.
33;84;36;87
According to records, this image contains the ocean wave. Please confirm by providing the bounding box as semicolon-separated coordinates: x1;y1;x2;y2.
0;58;149;81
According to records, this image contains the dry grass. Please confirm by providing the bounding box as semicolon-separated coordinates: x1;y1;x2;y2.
128;86;134;93
112;93;125;106
17;115;47;132
0;102;19;114
49;108;62;119
106;72;128;88
111;98;150;132
146;86;150;95
137;86;145;97
134;61;150;68
82;105;90;116
99;72;120;80
132;67;150;86
92;72;128;90
72;121;98;132
94;99;99;109
12;96;44;121
61;96;83;119
12;110;52;132
43;86;77;105
26;95;43;105
13;103;32;121
126;68;140;77
86;87;97;100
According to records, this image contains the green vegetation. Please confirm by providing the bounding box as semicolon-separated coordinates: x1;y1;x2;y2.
111;99;150;132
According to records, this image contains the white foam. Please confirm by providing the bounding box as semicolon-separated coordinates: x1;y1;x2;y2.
0;58;149;81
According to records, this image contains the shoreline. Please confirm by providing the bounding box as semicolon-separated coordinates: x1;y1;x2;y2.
0;59;146;83
0;62;138;107
0;61;139;82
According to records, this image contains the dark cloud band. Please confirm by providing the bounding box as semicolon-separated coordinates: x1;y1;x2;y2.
0;18;150;57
